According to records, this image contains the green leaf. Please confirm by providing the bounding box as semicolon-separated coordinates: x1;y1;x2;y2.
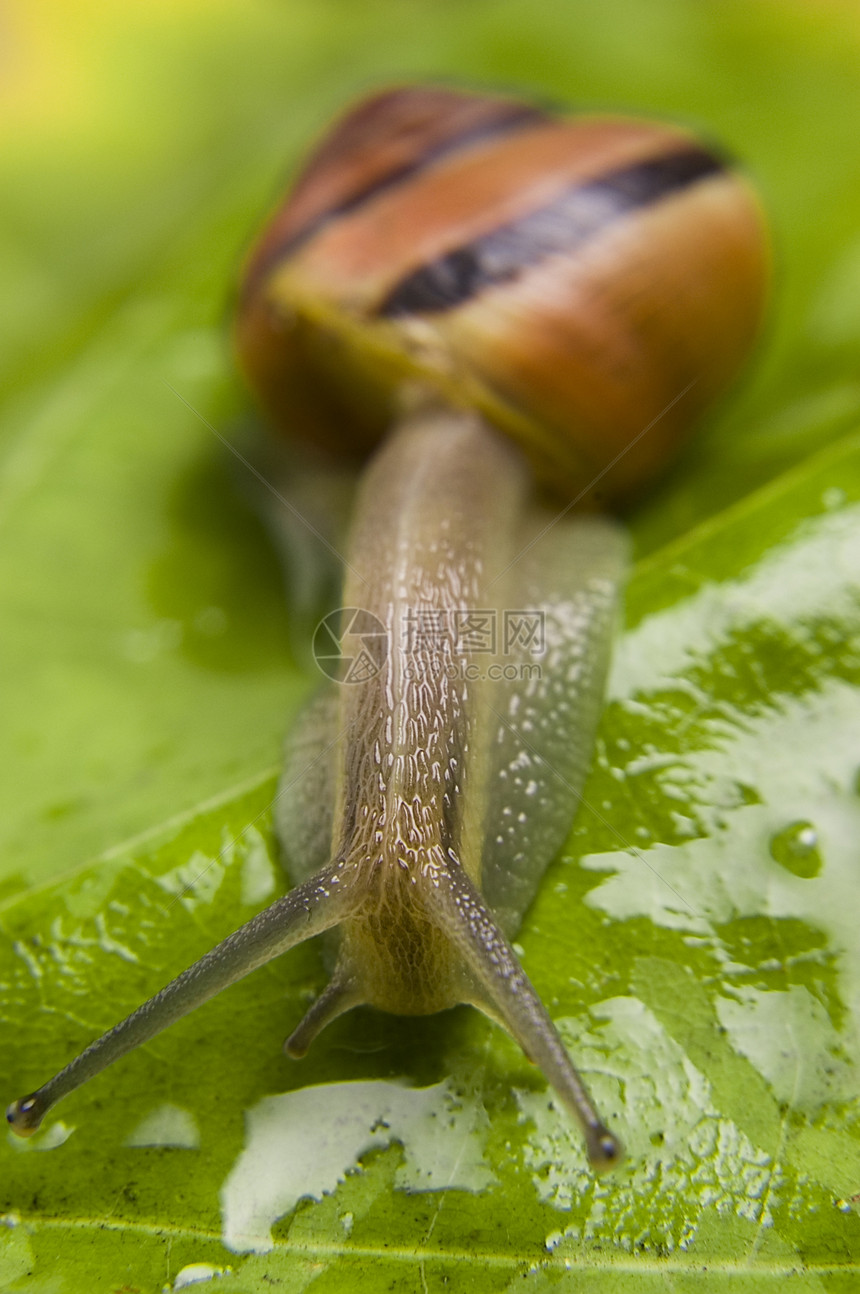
2;1;860;1291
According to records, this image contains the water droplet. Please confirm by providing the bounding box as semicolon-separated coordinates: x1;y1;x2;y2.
769;821;822;878
194;606;228;637
122;618;182;664
172;1264;231;1290
822;487;846;511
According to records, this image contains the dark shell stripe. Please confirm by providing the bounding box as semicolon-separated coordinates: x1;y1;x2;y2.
379;145;725;318
246;101;548;296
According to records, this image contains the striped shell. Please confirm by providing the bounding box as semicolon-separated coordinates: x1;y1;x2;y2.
236;84;768;501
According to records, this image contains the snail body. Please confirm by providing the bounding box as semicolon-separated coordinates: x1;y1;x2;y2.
276;407;625;1040
8;85;768;1169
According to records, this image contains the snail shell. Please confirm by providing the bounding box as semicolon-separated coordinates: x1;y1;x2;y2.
237;84;768;500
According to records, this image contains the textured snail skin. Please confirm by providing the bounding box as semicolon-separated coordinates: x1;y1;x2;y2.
8;85;769;1170
237;84;768;502
6;405;628;1169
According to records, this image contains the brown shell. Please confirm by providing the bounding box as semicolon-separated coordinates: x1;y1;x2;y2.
236;85;768;502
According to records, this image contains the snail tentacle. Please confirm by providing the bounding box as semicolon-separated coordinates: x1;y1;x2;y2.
7;860;356;1136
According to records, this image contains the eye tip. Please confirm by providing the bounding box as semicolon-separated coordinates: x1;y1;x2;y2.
587;1125;623;1171
6;1095;42;1138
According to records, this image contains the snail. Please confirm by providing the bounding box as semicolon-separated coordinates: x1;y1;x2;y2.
7;85;767;1169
